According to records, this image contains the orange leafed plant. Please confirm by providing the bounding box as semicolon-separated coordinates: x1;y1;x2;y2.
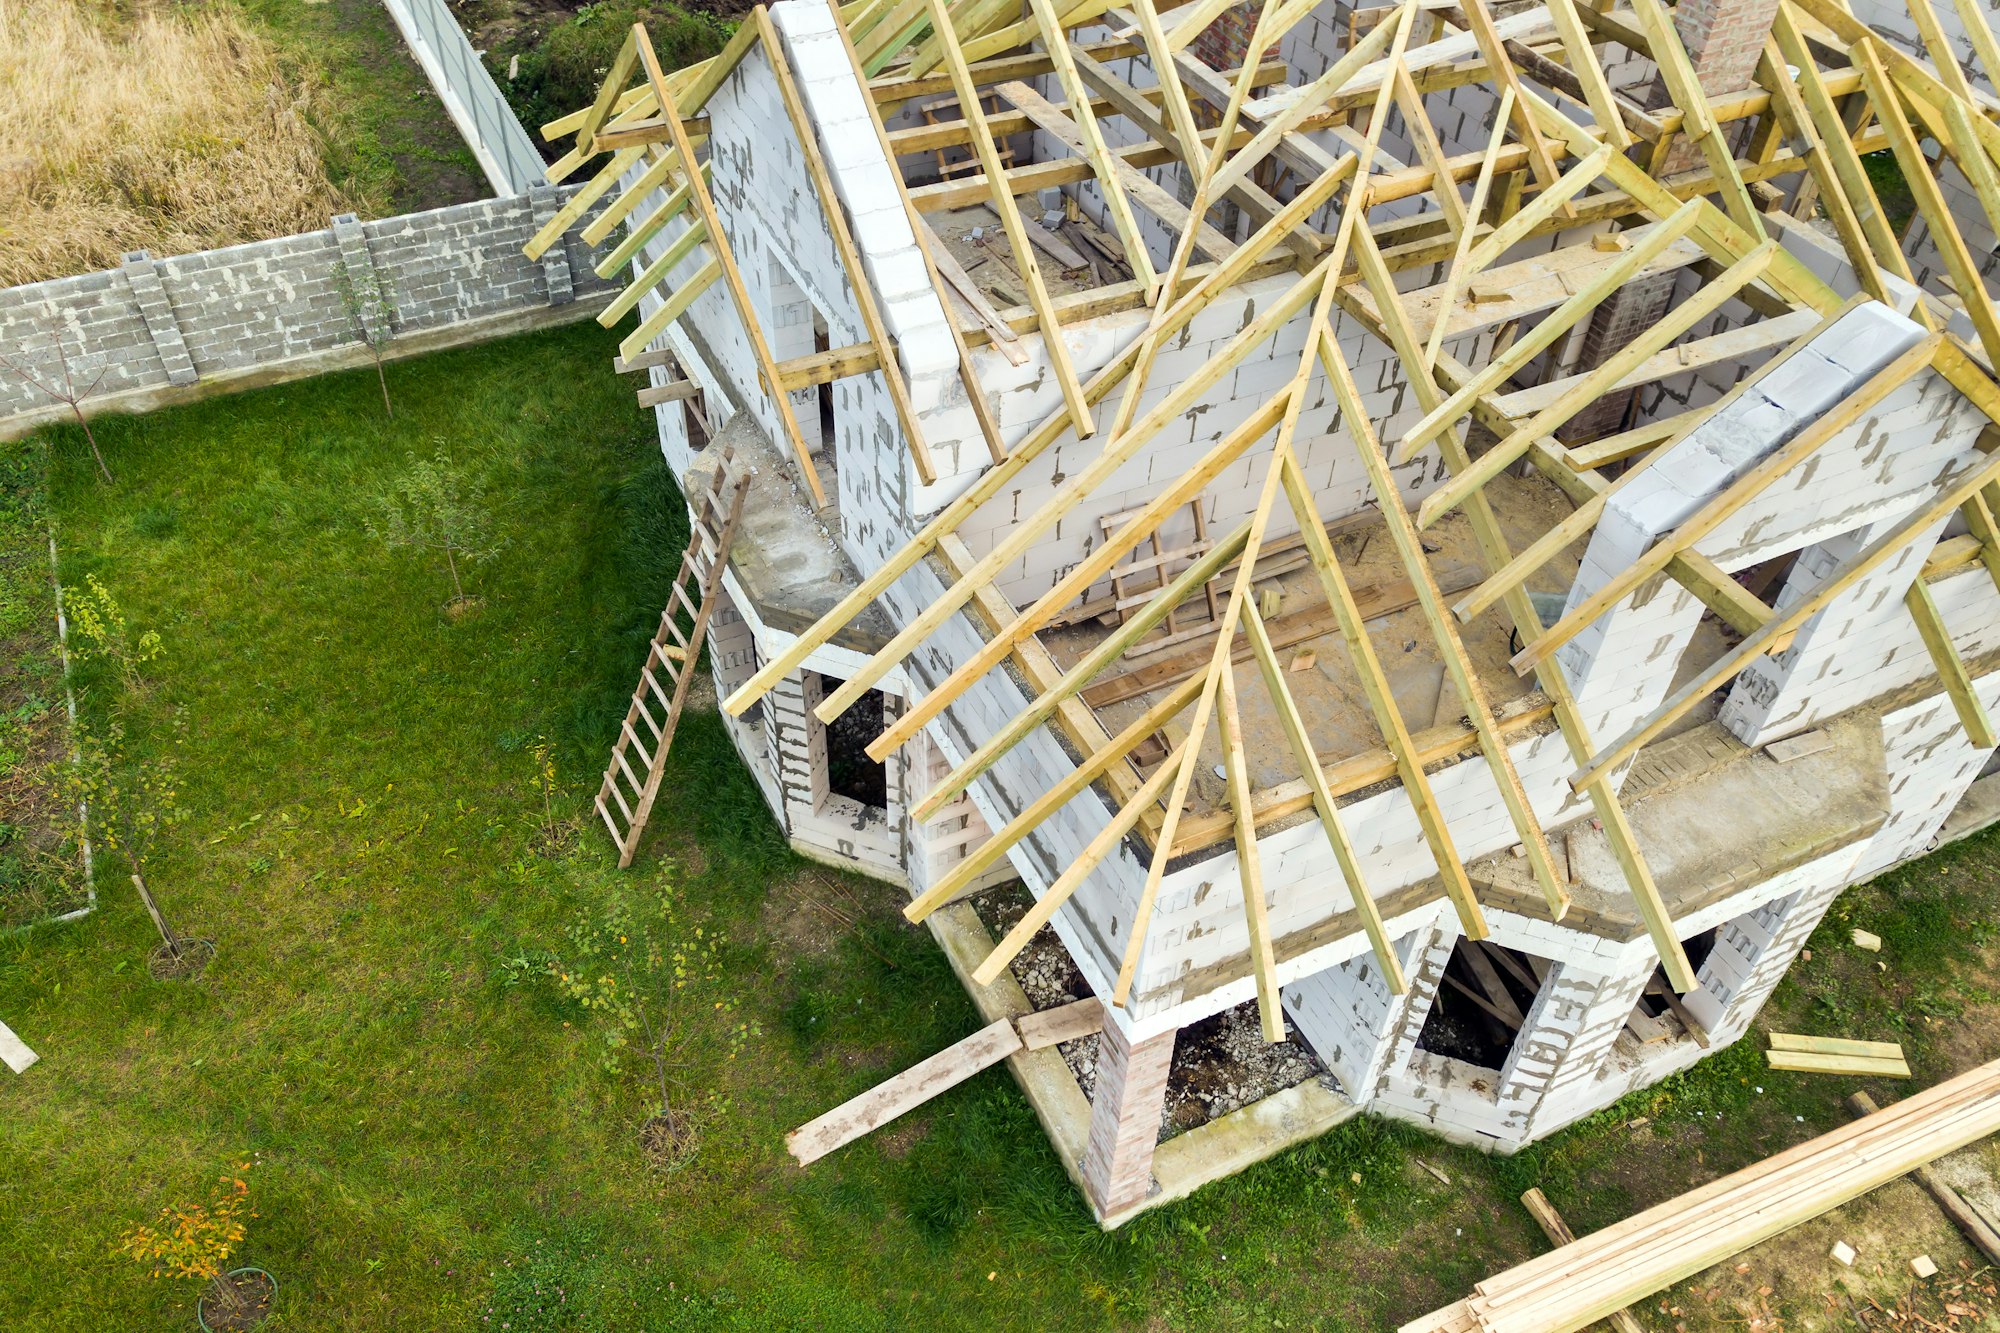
117;1164;256;1310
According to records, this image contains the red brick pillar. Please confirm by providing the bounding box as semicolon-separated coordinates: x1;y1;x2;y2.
1082;1021;1176;1219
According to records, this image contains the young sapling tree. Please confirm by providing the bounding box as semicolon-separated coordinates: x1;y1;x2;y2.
67;714;193;968
369;448;503;611
551;864;755;1169
332;256;398;419
0;334;113;482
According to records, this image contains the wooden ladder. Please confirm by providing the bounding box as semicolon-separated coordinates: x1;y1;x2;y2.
595;448;750;867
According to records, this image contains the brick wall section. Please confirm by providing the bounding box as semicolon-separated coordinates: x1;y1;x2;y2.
1082;1022;1177;1217
0;190;616;425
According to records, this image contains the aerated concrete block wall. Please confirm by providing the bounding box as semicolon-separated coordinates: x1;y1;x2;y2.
0;189;615;430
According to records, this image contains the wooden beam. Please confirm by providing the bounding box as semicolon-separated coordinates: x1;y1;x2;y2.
1853;40;2000;371
924;0;1095;441
1906;575;1999;748
1398;203;1705;464
1026;0;1161;301
866;392;1291;763
786;1017;1023;1164
903;676;1203;924
630;26;830;507
1218;665;1286;1042
1418;239;1780;528
1242;595;1408;993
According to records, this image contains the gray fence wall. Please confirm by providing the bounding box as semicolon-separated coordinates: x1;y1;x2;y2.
0;187;618;435
382;0;547;196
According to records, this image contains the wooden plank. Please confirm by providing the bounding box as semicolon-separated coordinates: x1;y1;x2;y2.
1460;0;1565;198
1770;1032;1905;1058
1517;1189;1644;1333
1345;220;1694;990
0;1018;37;1074
786;1018;1024;1165
826;261;1331;750
1320;320;1569;916
636;380;701;407
1432;1058;2000;1331
1848;1089;2000;1267
1014;997;1106;1050
970;732;1190;987
1767;1049;1912;1077
1770;9;1915;287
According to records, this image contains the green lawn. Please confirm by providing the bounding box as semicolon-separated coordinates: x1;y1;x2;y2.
5;322;2000;1330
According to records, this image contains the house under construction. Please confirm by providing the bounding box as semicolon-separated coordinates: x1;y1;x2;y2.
527;0;2000;1226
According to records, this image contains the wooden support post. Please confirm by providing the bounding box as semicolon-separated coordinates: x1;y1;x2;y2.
1906;576;1999;749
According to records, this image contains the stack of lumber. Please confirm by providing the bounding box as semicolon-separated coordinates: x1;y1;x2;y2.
1767;1032;1909;1078
1399;1056;2000;1333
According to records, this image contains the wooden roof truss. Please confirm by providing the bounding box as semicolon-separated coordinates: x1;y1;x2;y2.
542;0;2000;1035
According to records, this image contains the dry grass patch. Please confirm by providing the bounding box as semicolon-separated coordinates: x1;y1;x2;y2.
0;0;355;284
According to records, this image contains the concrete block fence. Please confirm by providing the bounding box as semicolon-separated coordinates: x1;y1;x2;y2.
0;187;620;438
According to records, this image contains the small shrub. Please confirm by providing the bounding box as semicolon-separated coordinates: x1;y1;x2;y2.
65;573;161;693
117;1163;259;1322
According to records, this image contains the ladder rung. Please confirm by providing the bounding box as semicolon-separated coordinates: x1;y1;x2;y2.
604;777;635;823
633;700;664;742
671;582;700;616
621;721;656;773
642;667;676;711
595;795;627;844
613;743;645;794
